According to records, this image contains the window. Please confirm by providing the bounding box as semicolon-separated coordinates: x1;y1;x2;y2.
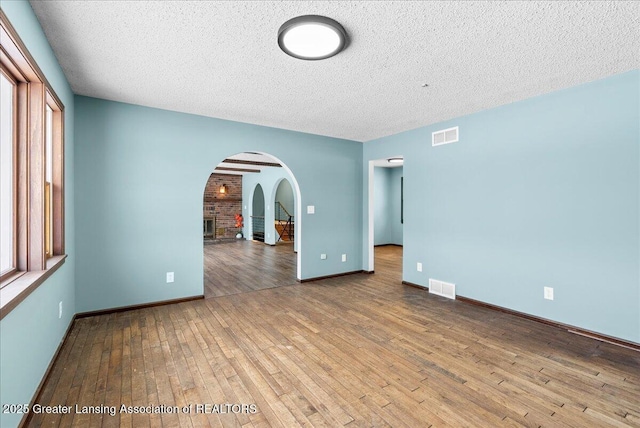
1;70;15;276
0;11;66;318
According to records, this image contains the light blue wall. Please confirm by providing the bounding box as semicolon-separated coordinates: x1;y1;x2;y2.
0;2;76;428
373;168;392;245
74;96;362;312
364;70;640;343
373;167;403;246
389;167;403;245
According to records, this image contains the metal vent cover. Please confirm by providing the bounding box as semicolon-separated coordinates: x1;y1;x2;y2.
429;278;456;299
432;126;459;146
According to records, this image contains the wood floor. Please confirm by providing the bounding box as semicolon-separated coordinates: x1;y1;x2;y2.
204;240;296;298
27;246;640;427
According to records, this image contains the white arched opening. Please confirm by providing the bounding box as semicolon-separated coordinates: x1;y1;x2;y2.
204;152;303;281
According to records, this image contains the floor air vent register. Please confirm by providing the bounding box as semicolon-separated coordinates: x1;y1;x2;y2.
429;278;456;299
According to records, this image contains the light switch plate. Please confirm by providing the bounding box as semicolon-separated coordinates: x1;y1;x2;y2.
167;272;174;283
307;205;315;214
417;262;423;272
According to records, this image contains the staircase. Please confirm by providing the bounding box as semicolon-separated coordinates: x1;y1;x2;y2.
275;202;294;242
251;204;294;243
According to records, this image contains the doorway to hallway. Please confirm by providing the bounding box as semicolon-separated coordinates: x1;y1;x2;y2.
368;157;404;279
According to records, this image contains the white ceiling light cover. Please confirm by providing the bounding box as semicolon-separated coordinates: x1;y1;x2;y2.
278;15;347;60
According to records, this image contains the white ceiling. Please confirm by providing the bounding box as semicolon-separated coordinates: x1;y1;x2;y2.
29;1;639;142
372;157;403;168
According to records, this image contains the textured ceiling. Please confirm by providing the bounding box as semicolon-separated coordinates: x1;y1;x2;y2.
29;1;639;142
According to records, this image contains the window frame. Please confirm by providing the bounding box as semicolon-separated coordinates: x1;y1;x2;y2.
0;10;66;319
45;92;64;258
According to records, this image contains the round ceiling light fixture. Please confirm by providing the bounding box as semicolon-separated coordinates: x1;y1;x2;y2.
278;15;347;60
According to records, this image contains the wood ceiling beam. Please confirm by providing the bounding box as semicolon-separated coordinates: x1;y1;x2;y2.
214;167;261;173
222;159;281;167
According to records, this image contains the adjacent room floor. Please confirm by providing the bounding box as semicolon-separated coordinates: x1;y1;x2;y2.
27;246;640;427
204;240;296;298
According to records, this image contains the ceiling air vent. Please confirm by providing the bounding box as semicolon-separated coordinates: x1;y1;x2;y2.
432;126;459;147
429;278;456;300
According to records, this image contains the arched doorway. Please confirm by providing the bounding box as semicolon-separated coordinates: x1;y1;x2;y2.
273;178;295;247
203;152;302;298
251;184;265;242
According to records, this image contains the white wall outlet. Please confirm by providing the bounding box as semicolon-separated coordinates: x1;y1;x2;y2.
58;301;62;319
307;205;315;214
320;254;327;260
544;286;554;300
166;272;174;283
342;254;347;262
417;262;423;272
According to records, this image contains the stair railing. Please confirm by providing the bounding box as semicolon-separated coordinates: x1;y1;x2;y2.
251;215;265;242
275;201;294;242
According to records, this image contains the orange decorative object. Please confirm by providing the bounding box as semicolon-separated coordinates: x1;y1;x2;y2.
234;213;244;228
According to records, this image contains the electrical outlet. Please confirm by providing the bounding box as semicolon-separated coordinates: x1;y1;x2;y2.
166;272;174;283
58;301;62;319
320;254;327;260
342;254;347;262
544;286;554;300
417;262;422;272
307;205;315;214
